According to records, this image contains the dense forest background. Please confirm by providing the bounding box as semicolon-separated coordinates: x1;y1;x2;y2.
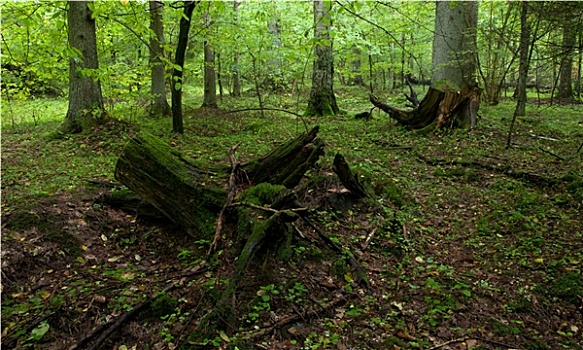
1;1;582;350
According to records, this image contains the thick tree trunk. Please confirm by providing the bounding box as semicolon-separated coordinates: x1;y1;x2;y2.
306;0;339;117
171;1;198;134
557;25;575;100
432;1;478;88
114;127;324;238
62;1;105;134
202;10;218;108
149;0;170;118
371;1;480;131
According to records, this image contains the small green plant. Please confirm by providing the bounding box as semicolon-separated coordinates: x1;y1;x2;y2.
285;282;308;304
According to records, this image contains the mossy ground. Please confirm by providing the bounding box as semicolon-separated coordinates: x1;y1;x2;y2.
2;86;582;349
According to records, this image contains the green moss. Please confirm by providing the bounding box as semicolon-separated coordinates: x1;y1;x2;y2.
239;183;286;206
149;294;178;318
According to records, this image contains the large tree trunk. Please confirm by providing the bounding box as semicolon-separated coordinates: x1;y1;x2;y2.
371;1;480;131
62;1;105;134
432;1;478;88
557;25;575;100
202;10;218;108
149;0;171;118
171;1;198;134
114;127;324;239
305;0;339;117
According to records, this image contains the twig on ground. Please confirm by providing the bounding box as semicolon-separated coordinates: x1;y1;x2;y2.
246;295;346;340
361;225;378;250
538;146;564;160
528;132;560;141
208;143;241;256
428;337;469;350
225;107;309;133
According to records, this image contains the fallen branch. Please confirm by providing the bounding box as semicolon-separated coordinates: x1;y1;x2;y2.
225;107;309;132
208;143;242;256
538;146;564;161
361;225;379;251
73;262;205;350
245;294;346;340
428;337;469;350
528;132;560;142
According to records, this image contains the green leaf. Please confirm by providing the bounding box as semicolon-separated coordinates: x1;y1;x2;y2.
28;321;50;341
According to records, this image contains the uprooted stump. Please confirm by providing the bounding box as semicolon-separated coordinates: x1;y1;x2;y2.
370;82;482;131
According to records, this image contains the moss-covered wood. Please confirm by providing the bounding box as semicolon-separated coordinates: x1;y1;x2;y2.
370;83;481;130
115;127;324;238
115;133;226;239
244;126;324;188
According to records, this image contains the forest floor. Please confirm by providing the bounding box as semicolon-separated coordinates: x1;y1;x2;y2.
2;88;583;350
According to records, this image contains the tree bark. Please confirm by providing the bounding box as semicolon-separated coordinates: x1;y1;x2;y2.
306;0;339;117
202;10;218;108
557;25;575;100
514;1;530;118
371;1;480;131
171;1;198;134
231;0;242;97
114;127;324;238
149;0;171;117
432;1;478;88
62;1;105;134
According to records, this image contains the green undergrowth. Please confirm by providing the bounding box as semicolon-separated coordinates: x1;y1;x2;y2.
2;87;583;349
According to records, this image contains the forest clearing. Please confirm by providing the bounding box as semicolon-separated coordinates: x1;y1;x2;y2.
2;1;583;349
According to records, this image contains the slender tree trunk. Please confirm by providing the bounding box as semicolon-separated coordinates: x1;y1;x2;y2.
231;0;241;97
507;1;530;148
577;32;582;99
266;5;284;91
557;25;575;100
349;46;364;86
149;0;170;117
202;10;218;108
62;0;105;133
171;1;198;134
305;0;339;117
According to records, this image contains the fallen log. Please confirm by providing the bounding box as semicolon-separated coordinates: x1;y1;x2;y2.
114;127;324;239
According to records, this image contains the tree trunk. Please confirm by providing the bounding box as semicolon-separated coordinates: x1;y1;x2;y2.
305;0;339;117
149;0;170;118
557;25;575;100
348;46;364;86
514;1;530;118
202;10;218;108
370;1;480;131
62;1;105;134
266;12;284;92
231;0;241;97
432;1;478;88
171;1;198;134
114;127;324;239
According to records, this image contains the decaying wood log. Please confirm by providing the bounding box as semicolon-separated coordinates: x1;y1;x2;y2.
332;153;371;199
114;127;324;239
371;83;481;130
